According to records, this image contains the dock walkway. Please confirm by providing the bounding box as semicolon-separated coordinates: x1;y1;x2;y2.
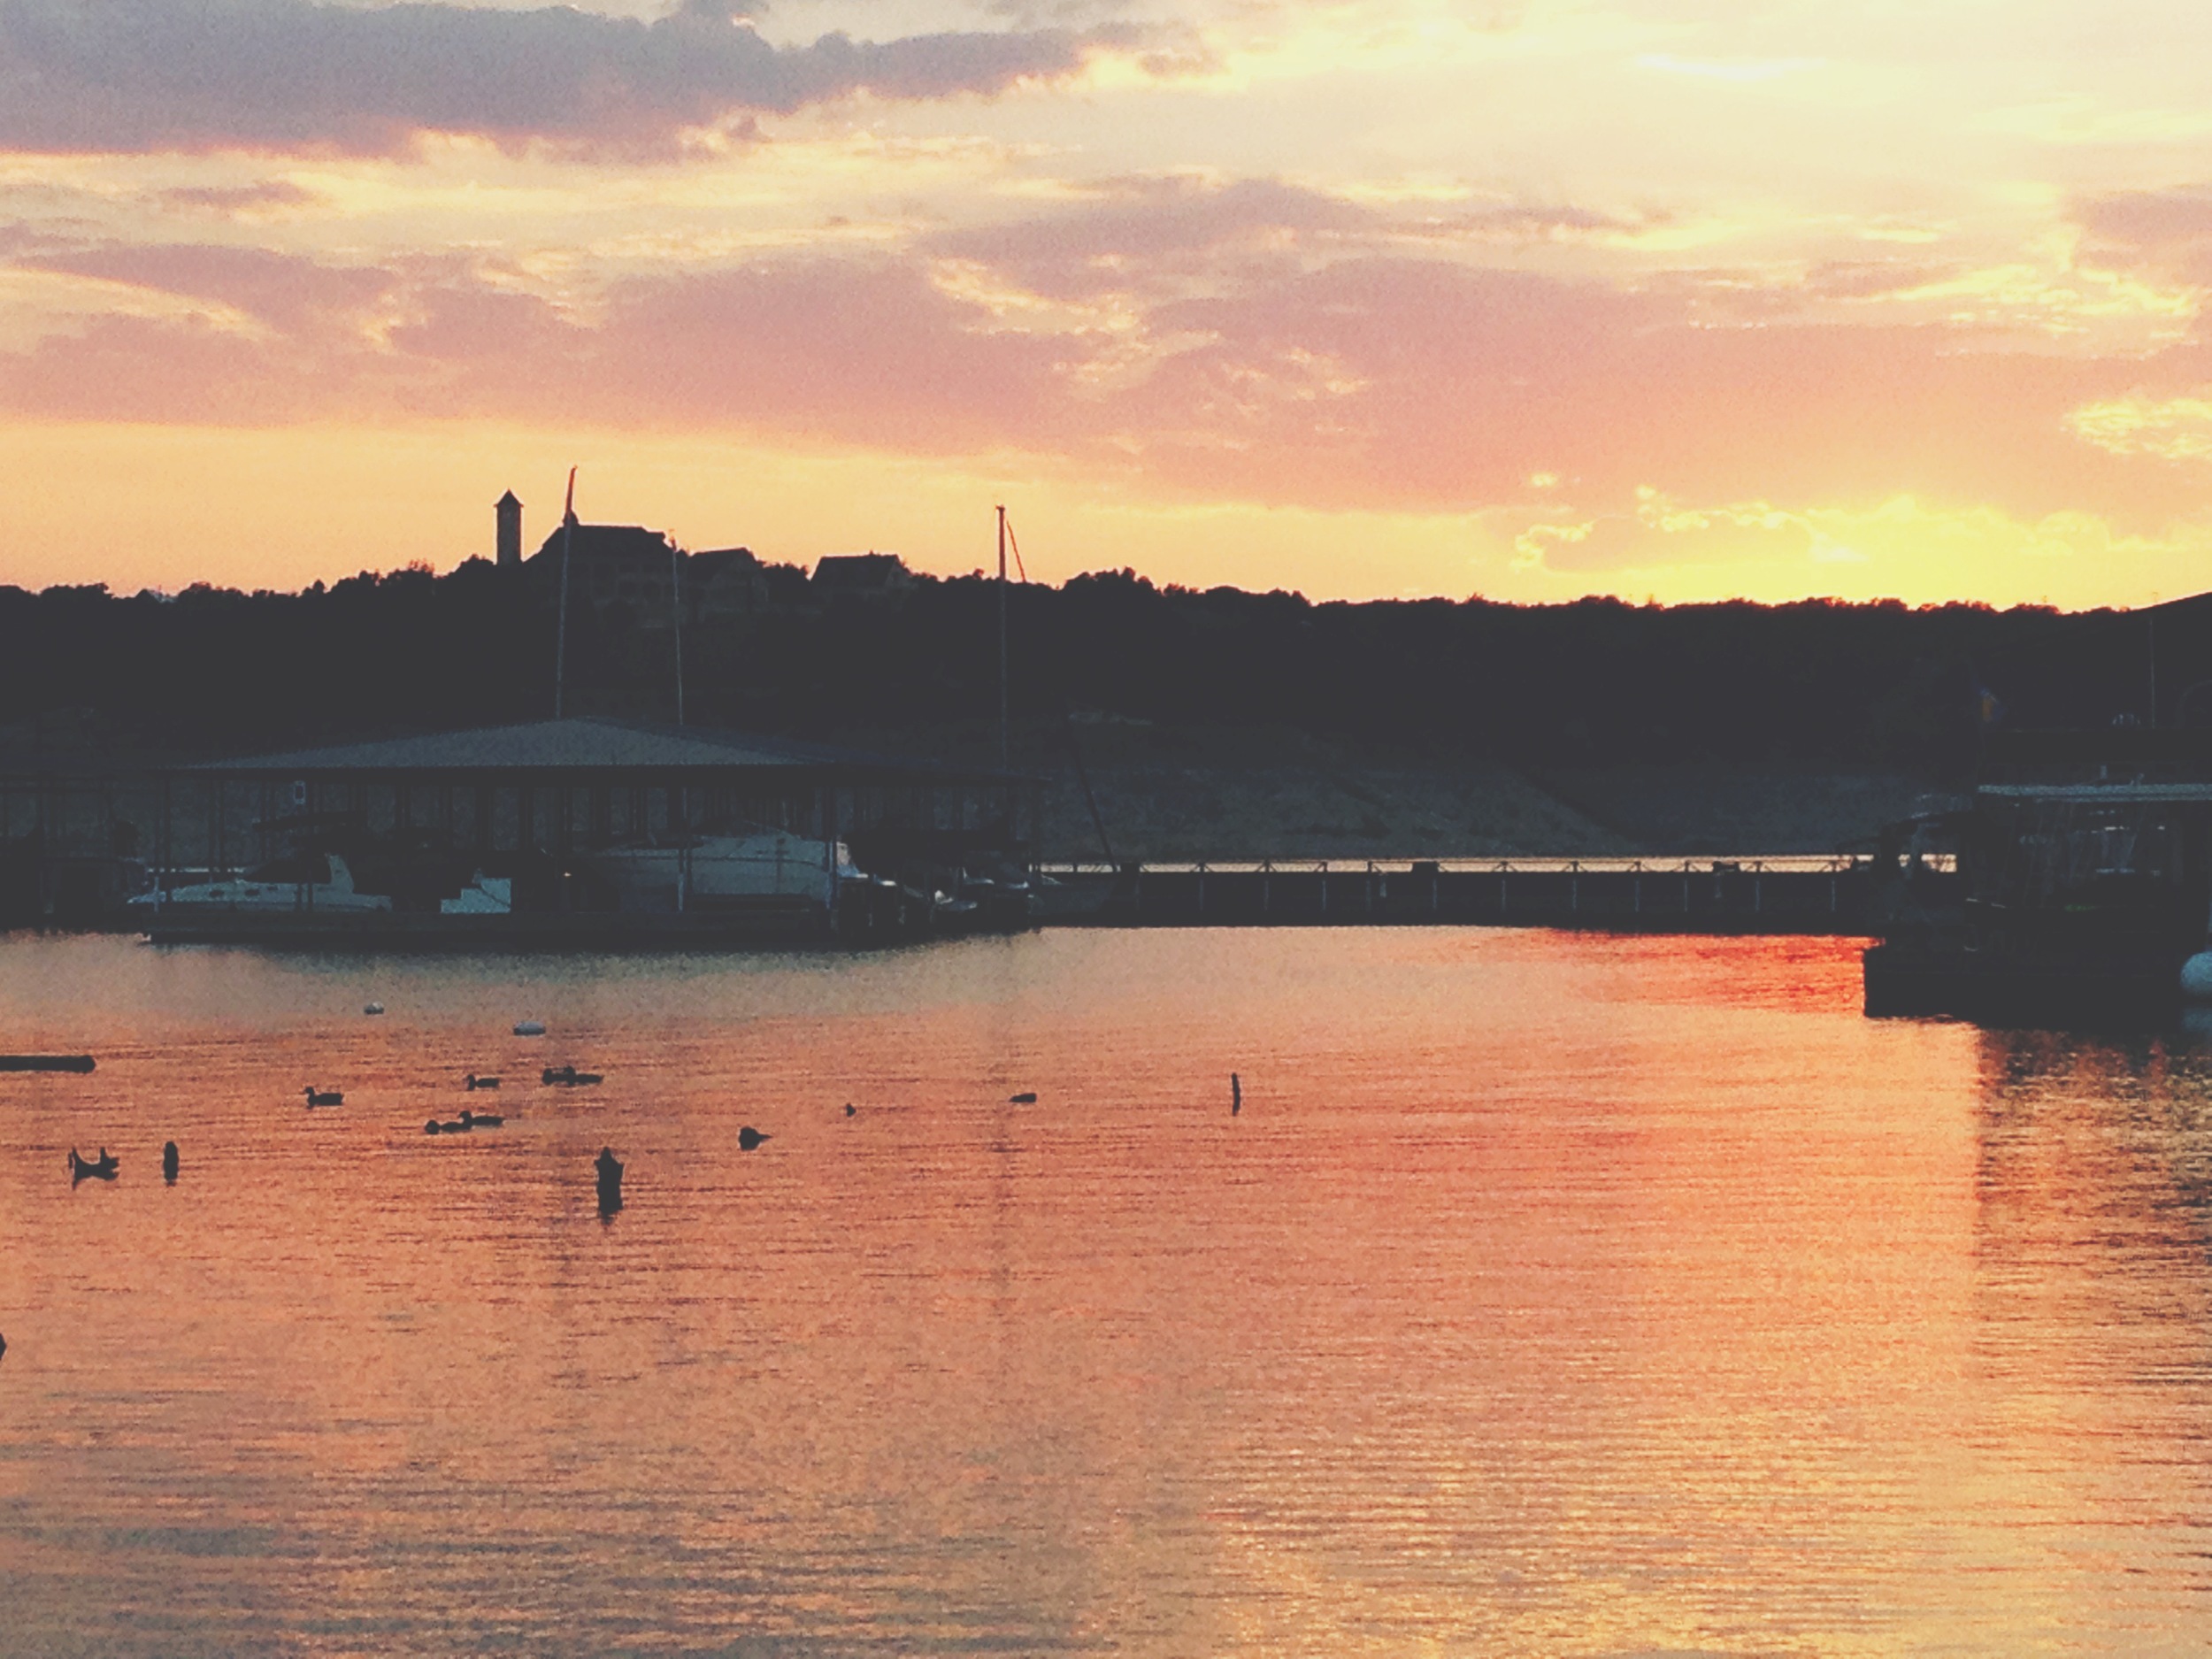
1041;856;1935;934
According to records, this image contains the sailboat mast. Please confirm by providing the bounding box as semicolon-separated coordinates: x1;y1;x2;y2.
670;536;686;726
996;503;1010;771
555;466;577;719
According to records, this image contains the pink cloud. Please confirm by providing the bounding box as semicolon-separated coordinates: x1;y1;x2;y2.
25;242;392;329
155;180;320;217
3;218;2201;528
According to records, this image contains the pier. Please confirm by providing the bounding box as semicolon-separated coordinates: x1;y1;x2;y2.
1043;855;1927;933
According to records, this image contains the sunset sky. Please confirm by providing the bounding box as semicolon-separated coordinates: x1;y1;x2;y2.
6;0;2212;604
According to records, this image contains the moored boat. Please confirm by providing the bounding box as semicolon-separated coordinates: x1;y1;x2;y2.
129;852;392;915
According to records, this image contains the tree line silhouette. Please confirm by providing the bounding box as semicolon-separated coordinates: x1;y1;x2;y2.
0;557;2200;774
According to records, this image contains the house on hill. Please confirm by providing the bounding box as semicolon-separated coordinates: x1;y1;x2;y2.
523;524;769;626
812;552;917;606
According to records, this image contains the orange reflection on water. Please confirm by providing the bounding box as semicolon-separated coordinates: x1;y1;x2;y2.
1;932;2209;1652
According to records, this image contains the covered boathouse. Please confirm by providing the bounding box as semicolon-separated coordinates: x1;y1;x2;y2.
142;717;1033;945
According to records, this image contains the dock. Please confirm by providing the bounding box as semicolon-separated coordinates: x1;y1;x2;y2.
1041;856;1921;933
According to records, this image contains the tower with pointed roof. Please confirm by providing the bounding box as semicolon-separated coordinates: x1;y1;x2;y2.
495;490;523;568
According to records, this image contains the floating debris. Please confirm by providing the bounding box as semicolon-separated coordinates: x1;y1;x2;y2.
0;1055;94;1073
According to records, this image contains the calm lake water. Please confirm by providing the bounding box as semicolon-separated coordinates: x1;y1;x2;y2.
3;929;2211;1655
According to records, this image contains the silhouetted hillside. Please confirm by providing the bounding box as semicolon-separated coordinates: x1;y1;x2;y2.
0;560;2200;781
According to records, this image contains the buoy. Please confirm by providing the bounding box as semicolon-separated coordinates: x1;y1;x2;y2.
364;1002;384;1017
739;1125;770;1151
2184;953;2212;1001
514;1020;546;1037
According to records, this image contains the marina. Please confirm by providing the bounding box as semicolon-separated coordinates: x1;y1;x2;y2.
2;717;1947;944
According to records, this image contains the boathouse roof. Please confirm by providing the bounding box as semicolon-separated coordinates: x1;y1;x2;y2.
180;718;1020;785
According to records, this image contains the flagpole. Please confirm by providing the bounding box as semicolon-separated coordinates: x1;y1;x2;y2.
555;466;576;720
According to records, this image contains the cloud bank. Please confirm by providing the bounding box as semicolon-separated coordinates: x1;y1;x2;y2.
4;214;2185;533
0;0;1118;154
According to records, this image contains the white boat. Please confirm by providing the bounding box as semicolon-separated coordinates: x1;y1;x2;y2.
129;853;392;915
583;829;861;912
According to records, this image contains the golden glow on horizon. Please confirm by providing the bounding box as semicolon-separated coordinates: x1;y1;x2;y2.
5;419;2208;611
6;0;2212;603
